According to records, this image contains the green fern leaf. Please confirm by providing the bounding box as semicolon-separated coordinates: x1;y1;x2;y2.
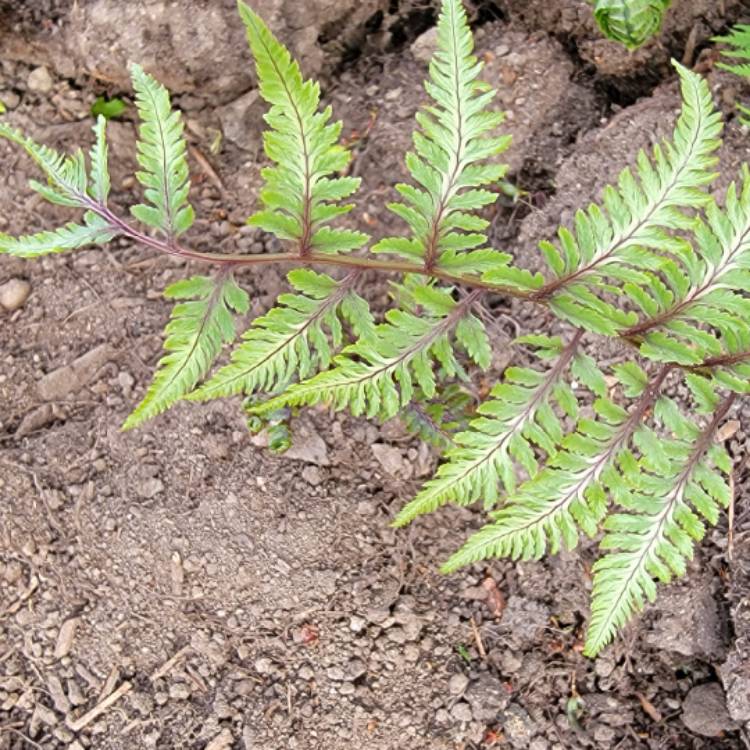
250;288;484;420
0;212;116;258
442;365;671;572
628;166;750;365
394;331;585;526
129;63;195;237
123;274;249;430
540;62;722;335
584;392;734;655
190;270;373;401
0;122;89;207
592;0;672;50
715;24;750;126
239;2;367;255
89;114;111;204
373;0;511;272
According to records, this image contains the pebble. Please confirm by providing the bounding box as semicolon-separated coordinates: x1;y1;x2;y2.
411;27;439;64
681;682;736;737
27;66;54;93
448;673;469;696
301;466;323;486
169;683;191;700
349;615;366;633
0;90;20;109
502;704;535;748
0;278;31;311
371;443;412;479
450;701;473;722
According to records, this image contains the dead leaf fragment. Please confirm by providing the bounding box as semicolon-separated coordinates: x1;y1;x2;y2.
481;576;506;618
717;419;740;443
55;616;81;659
636;691;663;722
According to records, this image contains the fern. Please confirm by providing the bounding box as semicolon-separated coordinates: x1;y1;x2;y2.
591;0;672;50
534;62;722;336
394;331;590;525
250;286;488;419
239;1;367;256
130;63;195;238
123;273;249;430
190;270;373;401
715;24;750;127
2;0;747;660
584;384;734;655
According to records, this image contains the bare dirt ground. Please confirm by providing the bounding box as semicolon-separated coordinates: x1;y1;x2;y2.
2;1;750;749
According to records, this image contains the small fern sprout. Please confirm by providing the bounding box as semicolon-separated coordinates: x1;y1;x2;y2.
0;0;747;657
591;0;672;50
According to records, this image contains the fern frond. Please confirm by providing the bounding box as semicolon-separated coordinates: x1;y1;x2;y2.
538;62;722;336
0;212;116;258
123;273;249;430
715;24;750;126
0;122;89;207
250;287;485;420
626;165;750;365
129;63;195;238
592;0;672;50
190;270;373;401
584;389;734;655
442;365;672;572
394;331;589;526
373;0;526;283
89;115;111;204
239;2;367;256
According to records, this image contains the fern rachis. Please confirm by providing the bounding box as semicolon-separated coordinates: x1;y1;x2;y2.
1;0;747;658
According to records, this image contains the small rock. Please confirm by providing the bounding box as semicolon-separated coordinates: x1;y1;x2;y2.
448;673;469;696
681;683;736;737
283;420;330;466
0;278;31;311
326;666;345;681
349;615;366;633
16;404;59;437
0;90;20;109
502;704;535;748
54;617;80;659
205;728;234;750
719;652;750;722
593;724;616;744
254;657;273;676
501;597;550;647
301;466;323;486
371;443;412;480
646;582;725;660
136;478;164;499
38;344;114;401
466;674;510;721
217;90;263;152
169;683;191;701
451;701;473;723
27;66;54;93
411;27;439;64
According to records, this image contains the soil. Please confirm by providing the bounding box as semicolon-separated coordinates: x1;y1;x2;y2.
2;2;750;750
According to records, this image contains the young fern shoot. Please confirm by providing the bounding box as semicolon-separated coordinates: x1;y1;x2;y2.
0;0;746;657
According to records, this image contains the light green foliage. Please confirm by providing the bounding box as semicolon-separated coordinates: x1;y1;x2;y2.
394;333;587;526
130;63;195;237
191;270;373;401
715;24;750;126
585;387;732;655
372;0;540;291
249;285;487;420
0;122;90;207
123;274;249;430
91;95;127;120
442;363;663;573
539;63;722;336
1;0;747;660
632;166;750;366
0;212;116;257
239;2;367;255
591;0;672;50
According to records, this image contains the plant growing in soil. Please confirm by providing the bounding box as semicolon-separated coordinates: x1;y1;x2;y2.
715;23;750;125
0;0;746;657
591;0;672;49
